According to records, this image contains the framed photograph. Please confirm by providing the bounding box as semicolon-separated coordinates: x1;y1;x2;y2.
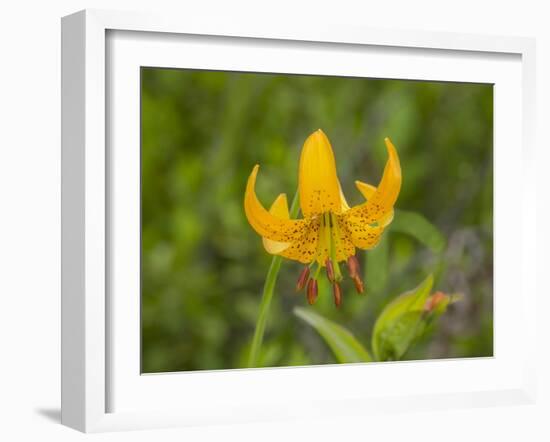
61;9;537;433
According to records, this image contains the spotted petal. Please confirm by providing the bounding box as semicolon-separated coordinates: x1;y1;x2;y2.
277;221;322;264
262;194;323;264
298;129;342;217
354;181;394;227
244;165;308;243
345;137;401;224
338;180;351;212
342;215;385;250
262;203;323;263
262;194;292;255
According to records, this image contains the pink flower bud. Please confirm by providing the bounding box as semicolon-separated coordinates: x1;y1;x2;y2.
424;291;448;312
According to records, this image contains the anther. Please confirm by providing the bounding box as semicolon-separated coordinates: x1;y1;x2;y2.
296;266;310;292
347;255;360;279
353;275;364;294
307;278;318;305
332;282;342;308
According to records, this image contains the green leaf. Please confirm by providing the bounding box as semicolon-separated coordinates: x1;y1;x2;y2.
391;210;446;254
372;274;434;361
294;307;372;363
378;311;427;359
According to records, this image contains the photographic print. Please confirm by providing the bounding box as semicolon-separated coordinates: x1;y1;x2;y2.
140;68;493;373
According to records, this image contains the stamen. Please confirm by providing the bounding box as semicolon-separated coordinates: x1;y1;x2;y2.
307;278;318;305
325;212;343;282
296;266;310;292
325;259;335;283
353;275;364;294
329;212;345;280
323;212;332;263
332;282;342;308
347;255;360;279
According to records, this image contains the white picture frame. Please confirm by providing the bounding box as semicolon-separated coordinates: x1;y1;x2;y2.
61;9;537;433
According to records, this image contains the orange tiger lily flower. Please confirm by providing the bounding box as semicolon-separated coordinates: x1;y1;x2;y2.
244;129;401;307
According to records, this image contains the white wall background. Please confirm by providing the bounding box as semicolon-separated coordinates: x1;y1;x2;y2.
0;1;547;441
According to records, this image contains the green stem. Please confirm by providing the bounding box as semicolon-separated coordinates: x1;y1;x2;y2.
313;263;322;279
247;189;300;368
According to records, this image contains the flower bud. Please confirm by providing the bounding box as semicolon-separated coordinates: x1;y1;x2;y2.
307;278;318;305
296;266;310;292
423;291;448;312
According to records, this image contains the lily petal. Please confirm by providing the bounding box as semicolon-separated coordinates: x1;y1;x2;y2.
333;216;357;261
345;137;401;224
354;180;377;198
343;217;385;250
338;180;351;212
262;194;292;255
355;180;394;227
244;165;308;243
277;221;322;264
299;129;342;216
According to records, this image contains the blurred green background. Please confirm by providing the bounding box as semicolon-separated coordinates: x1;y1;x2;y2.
141;67;493;373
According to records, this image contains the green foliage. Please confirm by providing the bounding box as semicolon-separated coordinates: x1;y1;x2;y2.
365;234;389;294
141;68;493;372
294;307;372;363
372;275;434;361
391;210;446;254
366;210;444;300
296;275;460;363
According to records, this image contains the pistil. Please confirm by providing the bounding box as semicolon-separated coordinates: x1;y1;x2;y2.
324;212;343;282
302;212;366;306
